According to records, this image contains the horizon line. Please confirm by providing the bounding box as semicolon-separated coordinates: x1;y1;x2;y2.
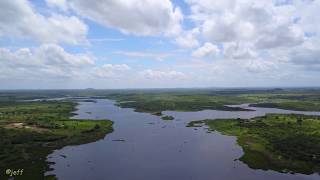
1;86;320;91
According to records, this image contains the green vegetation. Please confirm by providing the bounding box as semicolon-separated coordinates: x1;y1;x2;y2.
250;102;320;111
161;115;174;121
187;114;320;174
102;88;320;113
1;88;320;178
0;100;113;180
240;90;320;111
2;88;320;113
108;94;254;113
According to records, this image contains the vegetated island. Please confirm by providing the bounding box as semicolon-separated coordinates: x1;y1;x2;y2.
107;89;320;115
0;100;113;180
161;115;174;121
152;112;163;116
109;93;255;114
187;114;320;174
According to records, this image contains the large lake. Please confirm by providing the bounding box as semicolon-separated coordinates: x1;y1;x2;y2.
46;99;320;180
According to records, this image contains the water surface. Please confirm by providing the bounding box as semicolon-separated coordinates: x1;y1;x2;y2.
46;99;320;180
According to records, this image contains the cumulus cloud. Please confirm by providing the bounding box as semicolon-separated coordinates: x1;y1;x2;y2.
185;0;312;54
0;0;88;45
255;24;304;49
223;42;256;59
0;44;94;79
192;42;220;58
184;0;320;76
187;0;304;49
202;13;256;43
0;44;135;86
68;0;183;36
1;0;320;88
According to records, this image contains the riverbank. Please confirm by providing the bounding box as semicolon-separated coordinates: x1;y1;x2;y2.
0;100;113;180
187;114;320;174
249;102;320;111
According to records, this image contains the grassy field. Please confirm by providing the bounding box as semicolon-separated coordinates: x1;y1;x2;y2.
0;100;113;180
187;114;320;174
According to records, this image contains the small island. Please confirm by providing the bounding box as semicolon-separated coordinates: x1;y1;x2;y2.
152;112;163;116
161;115;174;121
187;114;320;174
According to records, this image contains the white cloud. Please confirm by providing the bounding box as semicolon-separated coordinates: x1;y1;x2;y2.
223;42;256;59
114;51;171;61
255;24;304;49
46;0;68;11
192;42;220;58
0;44;135;86
93;64;131;78
140;69;187;80
1;0;320;88
0;44;94;79
244;59;277;73
202;13;256;43
184;0;320;79
290;48;320;71
69;0;183;36
185;0;317;64
187;0;305;49
0;0;88;45
293;0;320;36
175;28;200;48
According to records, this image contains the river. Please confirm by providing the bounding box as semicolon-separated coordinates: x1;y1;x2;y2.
46;99;320;180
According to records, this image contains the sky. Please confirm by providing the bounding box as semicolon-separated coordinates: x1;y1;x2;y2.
0;0;320;89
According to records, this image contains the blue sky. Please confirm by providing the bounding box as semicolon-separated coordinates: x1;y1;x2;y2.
0;0;320;89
